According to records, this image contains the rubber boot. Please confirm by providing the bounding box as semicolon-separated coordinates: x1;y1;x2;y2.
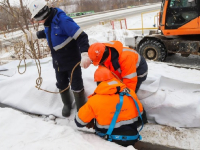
60;89;72;117
136;109;148;127
73;89;86;111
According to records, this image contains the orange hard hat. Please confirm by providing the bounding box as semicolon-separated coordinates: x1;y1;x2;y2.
94;66;115;82
88;43;107;66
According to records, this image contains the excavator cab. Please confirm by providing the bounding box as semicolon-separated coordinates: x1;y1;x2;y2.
160;0;200;35
125;0;200;62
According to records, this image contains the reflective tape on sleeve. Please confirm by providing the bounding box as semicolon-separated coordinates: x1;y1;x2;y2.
73;28;83;40
123;48;135;53
117;68;122;73
96;116;140;129
123;72;137;79
136;55;141;68
53;37;73;51
53;28;83;51
108;81;118;85
138;71;148;78
75;113;88;126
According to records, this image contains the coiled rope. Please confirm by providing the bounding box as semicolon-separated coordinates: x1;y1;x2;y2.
4;32;124;94
17;33;80;94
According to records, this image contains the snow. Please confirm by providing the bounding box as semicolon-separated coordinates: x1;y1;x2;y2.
1;8;200;150
141;124;200;149
0;108;133;150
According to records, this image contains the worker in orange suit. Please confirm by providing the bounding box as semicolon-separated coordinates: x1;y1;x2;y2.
88;41;148;93
75;66;145;147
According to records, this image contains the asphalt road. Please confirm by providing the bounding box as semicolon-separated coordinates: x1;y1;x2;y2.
75;3;161;28
0;3;161;47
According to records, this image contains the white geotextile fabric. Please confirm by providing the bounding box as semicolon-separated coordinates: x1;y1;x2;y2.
0;57;96;118
138;75;200;127
0;57;200;127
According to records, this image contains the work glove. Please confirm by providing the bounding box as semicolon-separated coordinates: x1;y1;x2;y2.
86;119;95;129
21;29;38;44
80;52;91;69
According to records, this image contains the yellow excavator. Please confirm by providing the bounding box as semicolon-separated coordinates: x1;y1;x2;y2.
126;0;200;61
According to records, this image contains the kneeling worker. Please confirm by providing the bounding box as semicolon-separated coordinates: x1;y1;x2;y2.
88;41;148;93
75;66;144;147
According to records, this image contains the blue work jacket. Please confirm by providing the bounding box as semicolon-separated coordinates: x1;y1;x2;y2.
37;8;89;71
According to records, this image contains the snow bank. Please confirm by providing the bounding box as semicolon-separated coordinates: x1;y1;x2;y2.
0;107;134;150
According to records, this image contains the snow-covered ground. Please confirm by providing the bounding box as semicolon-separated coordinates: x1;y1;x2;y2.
0;10;200;150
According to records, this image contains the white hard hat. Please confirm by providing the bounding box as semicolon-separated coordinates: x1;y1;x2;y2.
28;0;47;19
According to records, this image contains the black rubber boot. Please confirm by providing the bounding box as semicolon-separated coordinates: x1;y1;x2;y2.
136;109;148;127
60;89;72;117
73;89;86;111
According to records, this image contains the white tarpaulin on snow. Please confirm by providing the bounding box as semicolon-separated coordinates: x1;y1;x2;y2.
0;57;200;127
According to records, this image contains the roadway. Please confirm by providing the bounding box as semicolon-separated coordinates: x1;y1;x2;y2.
0;3;161;47
75;3;161;27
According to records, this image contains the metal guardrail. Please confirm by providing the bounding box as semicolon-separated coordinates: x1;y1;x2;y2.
75;4;161;28
0;3;160;35
72;3;161;19
127;9;160;35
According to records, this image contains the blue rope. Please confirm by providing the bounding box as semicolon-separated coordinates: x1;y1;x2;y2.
126;93;144;134
105;92;124;141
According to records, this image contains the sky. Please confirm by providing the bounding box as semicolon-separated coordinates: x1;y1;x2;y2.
0;9;200;150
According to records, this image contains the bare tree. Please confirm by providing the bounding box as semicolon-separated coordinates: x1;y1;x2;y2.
0;0;47;66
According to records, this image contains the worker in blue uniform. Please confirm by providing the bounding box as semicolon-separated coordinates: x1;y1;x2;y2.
22;0;91;117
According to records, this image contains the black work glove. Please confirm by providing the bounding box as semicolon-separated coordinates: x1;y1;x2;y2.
86;119;95;129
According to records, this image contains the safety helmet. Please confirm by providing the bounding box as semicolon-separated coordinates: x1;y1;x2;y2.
28;0;49;20
88;43;109;66
94;66;115;82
